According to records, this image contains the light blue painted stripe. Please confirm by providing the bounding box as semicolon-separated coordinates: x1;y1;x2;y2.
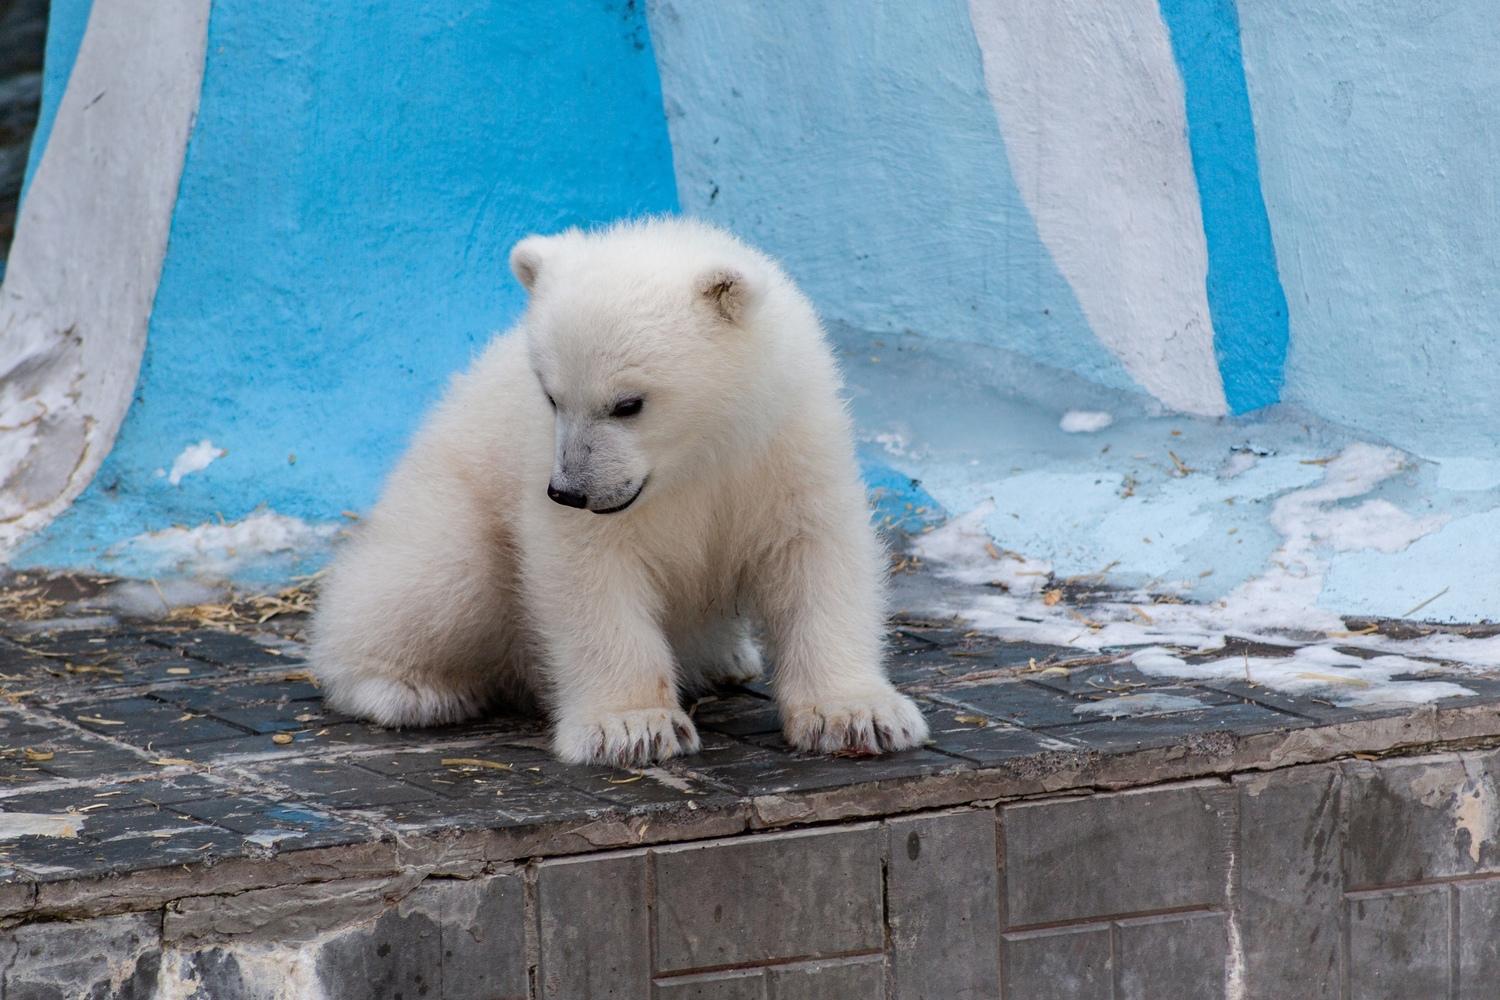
1159;0;1289;414
648;0;1139;397
20;0;93;201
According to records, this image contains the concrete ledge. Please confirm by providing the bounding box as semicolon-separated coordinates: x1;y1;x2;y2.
4;576;1500;996
8;758;1500;997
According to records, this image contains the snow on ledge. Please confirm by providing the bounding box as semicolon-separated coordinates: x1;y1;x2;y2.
106;511;339;579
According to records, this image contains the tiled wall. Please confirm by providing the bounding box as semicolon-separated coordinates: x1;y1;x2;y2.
8;749;1499;998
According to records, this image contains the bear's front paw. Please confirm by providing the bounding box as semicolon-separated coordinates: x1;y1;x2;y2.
321;672;487;728
552;707;702;767
783;685;929;756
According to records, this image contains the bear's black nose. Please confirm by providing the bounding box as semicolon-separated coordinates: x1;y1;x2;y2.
547;484;588;509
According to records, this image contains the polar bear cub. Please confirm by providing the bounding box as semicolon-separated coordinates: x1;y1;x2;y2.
309;218;927;767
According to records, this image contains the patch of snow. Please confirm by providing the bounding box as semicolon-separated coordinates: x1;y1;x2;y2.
1073;692;1204;718
167;439;225;486
8;614;119;634
1059;410;1114;433
1207;444;1445;633
870;431;910;457
244;829;307;850
1219;450;1260;479
82;577;228;617
1130;645;1474;708
907;445;1494;704
911;499;1053;595
107;511;338;578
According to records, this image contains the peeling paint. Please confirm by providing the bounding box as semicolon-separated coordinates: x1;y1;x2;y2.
0;0;209;553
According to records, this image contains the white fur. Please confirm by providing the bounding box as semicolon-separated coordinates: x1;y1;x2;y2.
309;218;926;766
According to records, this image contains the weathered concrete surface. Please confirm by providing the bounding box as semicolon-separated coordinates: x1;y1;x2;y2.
3;582;1500;996
5;759;1500;997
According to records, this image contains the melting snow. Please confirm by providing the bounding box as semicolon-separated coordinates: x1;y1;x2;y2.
1060;410;1114;433
108;511;338;578
1073;692;1205;718
1130;645;1474;707
0;812;81;839
909;443;1494;706
912;499;1052;596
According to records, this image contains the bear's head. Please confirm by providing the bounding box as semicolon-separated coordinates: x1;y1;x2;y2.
511;219;790;515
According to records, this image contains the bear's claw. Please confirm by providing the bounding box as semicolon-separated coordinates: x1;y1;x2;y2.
783;687;929;756
553;706;702;767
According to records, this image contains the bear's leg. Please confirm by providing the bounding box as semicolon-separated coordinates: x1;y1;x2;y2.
756;532;929;755
310;493;526;728
672;614;763;696
532;544;701;767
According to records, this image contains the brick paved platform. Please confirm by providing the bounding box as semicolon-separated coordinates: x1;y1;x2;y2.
3;574;1500;998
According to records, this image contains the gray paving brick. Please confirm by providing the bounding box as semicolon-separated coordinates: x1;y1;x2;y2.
61;695;253;750
918;703;1076;763
538;852;649;1000
317;873;527;1000
1002;926;1112;1000
932;679;1095;728
656;972;768;1000
1114;912;1226;1000
11;585;1500;1000
0;806;245;879
1003;782;1233;926
241;758;438;809
887;811;1001;999
1022;659;1155;696
1345;752;1500;887
766;957;886;999
351;746;621;818
1457;879;1500;1000
734;734;964;790
689;692;782;737
1347;886;1451;1000
653;827;883;973
166;796;371;852
1236;767;1341;1000
0;709;157;782
1041;701;1301;752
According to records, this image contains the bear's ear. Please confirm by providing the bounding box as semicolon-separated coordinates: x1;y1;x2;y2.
697;267;754;324
510;236;547;293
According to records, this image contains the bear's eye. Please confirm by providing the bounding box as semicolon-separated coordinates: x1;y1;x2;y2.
544;392;556;410
610;396;644;418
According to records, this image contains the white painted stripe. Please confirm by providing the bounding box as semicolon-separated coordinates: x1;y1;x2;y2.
967;0;1228;416
0;0;210;553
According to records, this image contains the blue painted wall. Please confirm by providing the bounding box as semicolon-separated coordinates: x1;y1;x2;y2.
19;0;679;572
1158;0;1289;414
1237;0;1500;458
648;0;1137;394
7;0;1498;619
